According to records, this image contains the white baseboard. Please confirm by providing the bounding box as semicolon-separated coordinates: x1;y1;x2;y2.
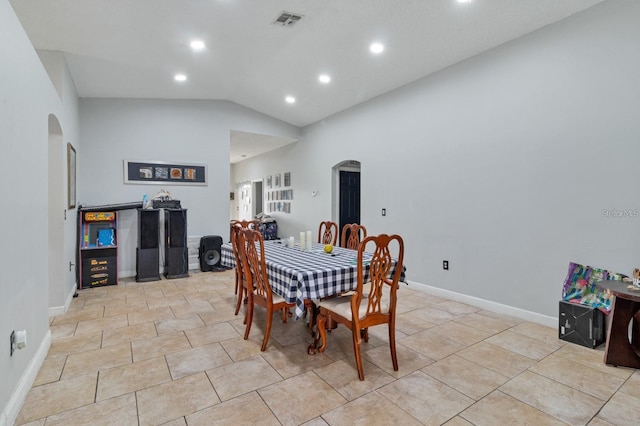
48;282;78;317
407;281;557;329
1;330;51;426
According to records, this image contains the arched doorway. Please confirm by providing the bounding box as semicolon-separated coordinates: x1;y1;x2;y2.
332;160;361;233
48;114;65;312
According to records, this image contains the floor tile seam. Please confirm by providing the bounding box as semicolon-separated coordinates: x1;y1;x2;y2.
473;338;542;362
550;349;628;380
404;366;479;405
499;369;608;422
616;377;640;401
456;389;551;425
448;348;511;376
486;328;563;354
531;349;628;393
363;388;434;425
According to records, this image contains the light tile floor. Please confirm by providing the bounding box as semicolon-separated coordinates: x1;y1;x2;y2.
15;270;640;425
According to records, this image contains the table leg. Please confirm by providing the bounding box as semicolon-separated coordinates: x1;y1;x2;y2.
604;296;640;367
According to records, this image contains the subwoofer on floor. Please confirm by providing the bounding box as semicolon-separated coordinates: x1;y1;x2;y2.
199;235;223;272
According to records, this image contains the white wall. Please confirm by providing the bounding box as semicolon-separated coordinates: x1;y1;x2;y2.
79;99;300;276
233;0;640;320
1;1;80;424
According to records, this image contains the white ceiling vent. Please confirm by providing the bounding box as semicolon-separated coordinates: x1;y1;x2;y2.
272;11;303;27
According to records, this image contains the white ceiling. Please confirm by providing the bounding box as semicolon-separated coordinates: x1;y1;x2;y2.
10;0;606;161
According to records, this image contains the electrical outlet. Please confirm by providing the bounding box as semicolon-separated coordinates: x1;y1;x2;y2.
381;208;386;216
443;260;449;270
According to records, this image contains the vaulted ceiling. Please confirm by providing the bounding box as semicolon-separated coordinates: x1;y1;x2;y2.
10;0;606;161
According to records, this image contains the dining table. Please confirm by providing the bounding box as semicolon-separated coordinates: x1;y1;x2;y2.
220;239;406;320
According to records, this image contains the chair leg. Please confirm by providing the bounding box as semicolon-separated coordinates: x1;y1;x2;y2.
317;313;328;352
262;307;274;351
235;283;244;315
243;297;254;340
234;270;239;295
352;328;365;381
389;321;398;371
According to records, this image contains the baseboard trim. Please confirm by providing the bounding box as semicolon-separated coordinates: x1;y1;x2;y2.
48;282;78;317
1;330;52;426
407;281;557;328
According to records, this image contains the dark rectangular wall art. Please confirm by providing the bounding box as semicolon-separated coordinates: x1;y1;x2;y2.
124;160;207;185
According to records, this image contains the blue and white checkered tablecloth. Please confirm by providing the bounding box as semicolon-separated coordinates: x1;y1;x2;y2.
221;240;406;319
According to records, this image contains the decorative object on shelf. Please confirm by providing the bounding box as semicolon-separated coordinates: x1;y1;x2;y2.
631;268;640;289
67;143;76;209
124;160;207;185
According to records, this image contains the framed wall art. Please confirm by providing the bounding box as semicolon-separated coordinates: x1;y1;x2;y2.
67;143;76;209
124;160;207;185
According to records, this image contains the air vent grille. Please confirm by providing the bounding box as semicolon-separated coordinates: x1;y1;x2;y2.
273;11;303;27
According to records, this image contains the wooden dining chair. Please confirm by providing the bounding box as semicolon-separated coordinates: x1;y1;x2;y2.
230;220;260;296
238;227;295;351
231;223;250;316
318;221;338;246
315;234;404;380
340;223;367;250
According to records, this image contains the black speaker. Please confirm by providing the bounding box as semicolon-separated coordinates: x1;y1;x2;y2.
166;209;186;248
138;209;160;249
199;235;223;272
136;209;160;282
164;209;189;279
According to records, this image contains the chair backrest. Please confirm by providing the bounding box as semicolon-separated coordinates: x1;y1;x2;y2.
318;221;339;246
341;223;367;250
354;234;404;319
230;223;245;276
231;219;259;230
230;219;259;243
238;227;273;302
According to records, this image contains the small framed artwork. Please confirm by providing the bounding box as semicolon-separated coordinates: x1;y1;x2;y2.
266;175;272;189
67;143;76;209
275;173;281;188
284;172;291;187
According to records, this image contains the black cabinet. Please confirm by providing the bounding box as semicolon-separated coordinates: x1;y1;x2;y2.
136;208;160;282
164;208;189;279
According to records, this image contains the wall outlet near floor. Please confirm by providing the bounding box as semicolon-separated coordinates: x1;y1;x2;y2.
443;260;449;270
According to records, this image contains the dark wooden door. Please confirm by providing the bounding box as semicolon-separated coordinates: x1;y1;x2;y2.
339;171;361;234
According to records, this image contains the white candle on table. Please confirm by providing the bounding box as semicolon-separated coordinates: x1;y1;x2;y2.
306;230;312;251
289;236;295;247
300;231;306;249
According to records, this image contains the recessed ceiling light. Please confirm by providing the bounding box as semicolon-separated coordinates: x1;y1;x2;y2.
285;96;296;104
318;74;331;84
190;40;205;51
174;74;187;82
369;42;384;54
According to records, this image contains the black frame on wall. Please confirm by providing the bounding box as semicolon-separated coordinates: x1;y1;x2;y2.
123;160;207;185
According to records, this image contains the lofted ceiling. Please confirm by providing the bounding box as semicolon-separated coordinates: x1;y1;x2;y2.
10;0;606;162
